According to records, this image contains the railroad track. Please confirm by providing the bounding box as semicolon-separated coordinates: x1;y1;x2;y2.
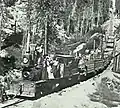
0;60;112;107
0;98;26;108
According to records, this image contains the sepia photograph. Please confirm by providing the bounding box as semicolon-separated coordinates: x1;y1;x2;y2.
0;0;120;108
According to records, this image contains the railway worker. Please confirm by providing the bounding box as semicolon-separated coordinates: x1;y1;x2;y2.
4;72;12;90
59;58;64;78
41;55;49;79
35;43;44;64
90;50;94;59
84;59;88;76
37;55;44;69
46;56;54;79
48;55;54;67
78;57;85;74
82;55;88;76
52;58;60;78
19;83;23;95
0;75;8;103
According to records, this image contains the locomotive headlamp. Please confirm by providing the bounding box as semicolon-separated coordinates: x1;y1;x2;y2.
23;71;30;78
23;57;29;64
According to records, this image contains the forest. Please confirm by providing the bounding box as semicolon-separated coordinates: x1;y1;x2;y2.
0;0;117;72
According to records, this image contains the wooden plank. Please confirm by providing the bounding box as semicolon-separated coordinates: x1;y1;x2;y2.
117;55;120;73
115;56;118;72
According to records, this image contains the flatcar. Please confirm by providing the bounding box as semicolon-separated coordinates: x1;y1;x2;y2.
6;54;111;99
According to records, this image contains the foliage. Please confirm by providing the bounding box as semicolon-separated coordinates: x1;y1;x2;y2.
89;77;120;107
3;0;17;7
0;0;111;56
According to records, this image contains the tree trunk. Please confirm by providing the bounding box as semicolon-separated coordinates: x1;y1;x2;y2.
0;4;3;51
77;14;80;32
28;0;32;39
71;0;77;17
63;0;66;8
22;31;27;56
100;35;104;59
91;1;94;29
76;13;80;40
85;8;89;34
44;14;48;55
89;6;92;29
80;8;85;37
26;31;30;52
31;25;35;44
97;0;100;27
67;15;71;34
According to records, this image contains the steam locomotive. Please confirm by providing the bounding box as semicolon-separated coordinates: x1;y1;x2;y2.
6;49;112;99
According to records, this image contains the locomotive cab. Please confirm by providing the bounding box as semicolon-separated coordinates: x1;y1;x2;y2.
55;54;79;77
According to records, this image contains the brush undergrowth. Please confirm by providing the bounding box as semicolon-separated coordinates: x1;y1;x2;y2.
89;77;120;107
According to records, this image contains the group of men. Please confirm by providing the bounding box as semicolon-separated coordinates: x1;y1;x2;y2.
0;73;11;103
34;43;66;79
77;55;88;75
36;55;64;79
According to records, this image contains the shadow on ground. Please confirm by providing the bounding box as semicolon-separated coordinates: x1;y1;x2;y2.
88;76;120;107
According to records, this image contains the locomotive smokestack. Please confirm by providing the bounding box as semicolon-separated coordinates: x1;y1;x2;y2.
26;32;30;53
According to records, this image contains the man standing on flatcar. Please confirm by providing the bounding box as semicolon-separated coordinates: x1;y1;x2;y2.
84;59;88;76
59;58;64;78
41;55;49;79
78;57;85;75
35;43;44;65
46;56;54;79
52;58;60;78
0;75;8;103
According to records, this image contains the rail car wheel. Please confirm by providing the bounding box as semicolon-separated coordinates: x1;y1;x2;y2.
8;94;14;99
98;68;102;72
94;70;98;75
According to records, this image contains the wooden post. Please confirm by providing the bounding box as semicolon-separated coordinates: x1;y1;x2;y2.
113;56;117;72
113;35;117;71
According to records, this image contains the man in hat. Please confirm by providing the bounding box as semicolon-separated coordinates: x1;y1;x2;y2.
0;75;8;103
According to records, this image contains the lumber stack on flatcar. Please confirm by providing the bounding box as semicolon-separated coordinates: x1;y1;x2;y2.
113;53;120;73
